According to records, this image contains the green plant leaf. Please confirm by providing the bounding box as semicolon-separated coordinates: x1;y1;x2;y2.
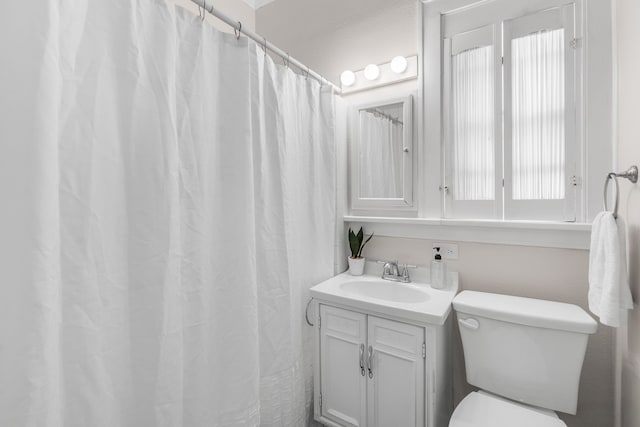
348;228;360;257
357;232;374;258
348;227;373;258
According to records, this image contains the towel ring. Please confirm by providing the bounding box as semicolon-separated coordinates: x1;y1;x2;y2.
603;173;620;218
603;165;638;218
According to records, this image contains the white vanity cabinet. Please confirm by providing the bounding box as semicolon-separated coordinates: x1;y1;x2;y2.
314;303;451;427
310;272;457;427
366;315;425;427
317;305;367;427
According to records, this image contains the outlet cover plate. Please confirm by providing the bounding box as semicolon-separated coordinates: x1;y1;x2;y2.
432;242;458;260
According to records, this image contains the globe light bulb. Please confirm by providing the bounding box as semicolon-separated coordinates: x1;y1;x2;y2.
363;64;380;81
340;70;356;87
390;56;408;74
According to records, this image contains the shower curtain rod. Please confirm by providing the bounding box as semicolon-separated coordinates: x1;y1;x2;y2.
364;108;403;125
189;0;341;93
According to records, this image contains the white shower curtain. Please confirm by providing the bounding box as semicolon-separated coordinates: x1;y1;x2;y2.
0;1;336;426
359;111;403;198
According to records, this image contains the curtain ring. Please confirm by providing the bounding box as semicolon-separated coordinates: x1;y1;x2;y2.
208;1;214;13
263;37;267;57
198;1;205;20
305;66;310;80
234;21;242;40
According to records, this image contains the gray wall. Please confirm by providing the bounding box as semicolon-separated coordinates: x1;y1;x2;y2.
256;1;615;426
615;0;640;426
256;0;417;84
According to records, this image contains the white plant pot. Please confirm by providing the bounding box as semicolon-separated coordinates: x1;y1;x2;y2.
348;257;365;276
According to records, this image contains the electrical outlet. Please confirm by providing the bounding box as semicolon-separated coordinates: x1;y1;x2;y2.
432;242;458;260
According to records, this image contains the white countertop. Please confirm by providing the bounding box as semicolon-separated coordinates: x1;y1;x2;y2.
310;269;459;325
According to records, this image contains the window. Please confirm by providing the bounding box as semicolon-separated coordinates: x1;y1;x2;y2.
442;2;578;221
343;0;611;248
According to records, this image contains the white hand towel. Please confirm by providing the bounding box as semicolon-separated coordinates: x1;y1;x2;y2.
588;211;634;327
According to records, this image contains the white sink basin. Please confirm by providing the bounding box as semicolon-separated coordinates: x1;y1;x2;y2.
340;280;430;303
310;272;459;325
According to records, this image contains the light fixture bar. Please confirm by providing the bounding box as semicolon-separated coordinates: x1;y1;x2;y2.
340;56;419;94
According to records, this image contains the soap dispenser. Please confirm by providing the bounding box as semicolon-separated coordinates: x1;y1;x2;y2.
431;247;447;289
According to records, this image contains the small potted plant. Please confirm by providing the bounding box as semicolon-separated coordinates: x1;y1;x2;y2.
348;227;373;276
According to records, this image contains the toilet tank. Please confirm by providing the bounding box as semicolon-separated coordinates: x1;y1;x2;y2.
453;291;597;415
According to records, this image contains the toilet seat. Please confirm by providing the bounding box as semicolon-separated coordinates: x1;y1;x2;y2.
449;391;567;427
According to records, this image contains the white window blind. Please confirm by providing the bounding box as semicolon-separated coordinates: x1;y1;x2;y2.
443;25;502;219
511;29;565;200
452;45;496;201
503;5;576;220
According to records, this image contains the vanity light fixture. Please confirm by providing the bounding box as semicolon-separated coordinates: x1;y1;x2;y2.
340;70;356;87
363;64;380;81
390;56;408;74
339;55;418;93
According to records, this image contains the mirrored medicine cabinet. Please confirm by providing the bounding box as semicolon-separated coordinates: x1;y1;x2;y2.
349;95;414;211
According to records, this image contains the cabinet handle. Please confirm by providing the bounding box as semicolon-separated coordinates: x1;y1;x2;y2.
359;344;366;376
367;345;374;379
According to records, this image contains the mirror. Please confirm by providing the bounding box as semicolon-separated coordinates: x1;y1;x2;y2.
359;103;405;198
351;95;413;210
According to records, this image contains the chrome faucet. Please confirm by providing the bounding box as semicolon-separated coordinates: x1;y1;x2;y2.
380;260;414;283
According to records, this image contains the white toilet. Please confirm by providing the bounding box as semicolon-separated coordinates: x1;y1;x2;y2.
450;291;598;427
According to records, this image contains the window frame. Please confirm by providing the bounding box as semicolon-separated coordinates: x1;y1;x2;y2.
441;1;580;221
502;4;578;221
420;0;611;225
443;24;503;219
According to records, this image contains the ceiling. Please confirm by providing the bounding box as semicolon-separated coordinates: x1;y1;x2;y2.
255;0;416;46
240;0;277;9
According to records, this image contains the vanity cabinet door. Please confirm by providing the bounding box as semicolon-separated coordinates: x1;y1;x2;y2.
319;305;367;427
366;315;425;427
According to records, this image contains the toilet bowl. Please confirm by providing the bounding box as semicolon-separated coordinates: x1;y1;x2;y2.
449;391;565;427
450;291;597;427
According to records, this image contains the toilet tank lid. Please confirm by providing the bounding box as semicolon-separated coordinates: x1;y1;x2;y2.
453;291;597;334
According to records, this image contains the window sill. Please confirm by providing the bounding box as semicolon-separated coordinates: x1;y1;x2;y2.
343;216;592;250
